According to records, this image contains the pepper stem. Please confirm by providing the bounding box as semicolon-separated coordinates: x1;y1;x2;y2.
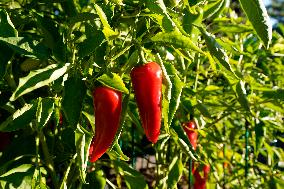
138;47;147;65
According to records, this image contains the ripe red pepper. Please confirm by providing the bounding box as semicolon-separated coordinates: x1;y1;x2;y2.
130;62;162;143
183;120;198;150
193;164;210;189
89;86;122;162
0;132;11;151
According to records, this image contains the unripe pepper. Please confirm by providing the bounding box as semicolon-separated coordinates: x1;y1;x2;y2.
89;86;122;162
183;120;198;150
130;62;162;143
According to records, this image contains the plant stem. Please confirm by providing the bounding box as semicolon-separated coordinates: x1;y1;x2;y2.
189;158;192;189
245;120;249;179
39;130;59;188
59;153;77;189
194;54;200;91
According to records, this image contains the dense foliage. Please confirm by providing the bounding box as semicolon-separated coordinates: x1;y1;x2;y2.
0;0;283;188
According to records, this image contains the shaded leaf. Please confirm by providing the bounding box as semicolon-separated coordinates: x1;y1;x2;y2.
262;89;284;101
36;97;55;130
235;80;250;112
0;102;37;132
167;156;183;188
255;121;265;155
62;76;87;127
0;37;49;59
0;9;18;78
0;164;35;189
195;102;212;118
0;10;18;37
77;30;105;59
36;14;66;62
114;161;148;189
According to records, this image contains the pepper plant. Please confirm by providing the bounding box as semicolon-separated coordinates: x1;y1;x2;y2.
0;0;283;188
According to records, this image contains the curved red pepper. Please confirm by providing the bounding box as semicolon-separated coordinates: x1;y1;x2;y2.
183;120;198;150
130;62;162;143
89;86;122;162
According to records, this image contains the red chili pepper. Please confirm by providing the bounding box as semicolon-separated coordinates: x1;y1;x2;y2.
89;86;122;162
203;164;210;179
0;132;11;151
59;113;63;125
193;164;210;189
130;62;162;143
183;120;198;150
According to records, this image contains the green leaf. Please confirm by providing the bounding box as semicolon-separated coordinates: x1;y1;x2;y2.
156;54;171;131
273;177;284;189
82;111;95;131
75;125;93;184
146;0;175;32
204;85;222;91
171;123;192;148
62;76;87;127
36;14;66;62
120;50;139;74
235;80;250;112
0;102;37;132
170;128;197;160
167;156;183;188
0;9;18;79
198;27;237;77
69;13;97;25
203;0;227;19
0;164;35;189
255;121;265;155
164;62;184;127
182;7;202;43
60;0;78;17
36;97;55;130
97;73;129;93
238;0;272;48
94;4;119;40
151;31;203;53
127;102;143;133
108;140;130;161
114;161;148;189
215;24;253;33
77;30;105;59
0;10;18;37
84;170;106;189
194;102;212;118
110;93;130;149
0;164;33;177
262;89;284;101
10;63;70;101
0;37;49;59
263;102;284;114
